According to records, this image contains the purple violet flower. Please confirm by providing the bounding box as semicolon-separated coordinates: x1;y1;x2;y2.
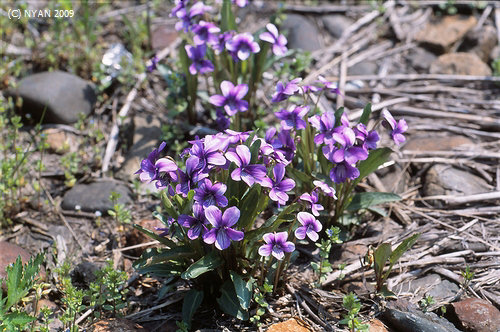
225;33;260;61
299;190;324;216
330;161;360;183
176;156;203;197
213;31;233;54
175;1;211;32
135;142;167;183
192;20;220;45
155;217;175;237
275;105;309;130
317;76;342;95
322;143;368;165
259;23;287;56
272;130;296;162
171;0;188;18
261;163;295;205
224;129;250;144
295;212;322;242
226;145;268;187
309;112;336;145
313;180;336;198
382;109;408;145
194;179;228;208
215;109;231;130
232;0;248;7
203;206;244;250
147;55;158;72
179;203;208;240
209;81;249;116
355;124;379;150
185;44;214;75
271;78;301;102
189;135;227;173
258;232;295;260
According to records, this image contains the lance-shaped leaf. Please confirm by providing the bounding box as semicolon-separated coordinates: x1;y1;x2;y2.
181;251;223;280
346;192;401;211
182;289;204;329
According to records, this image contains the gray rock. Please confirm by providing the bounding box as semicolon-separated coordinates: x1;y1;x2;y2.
423;164;491;199
282;14;321;52
116;113;162;182
322;14;353;39
407;47;437;72
348;61;378;76
459;25;498;62
394;274;441;295
7;71;96;124
61;180;132;213
428;279;460;302
382;299;461;332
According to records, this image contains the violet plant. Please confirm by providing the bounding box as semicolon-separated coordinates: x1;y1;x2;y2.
164;0;290;130
134;0;413;327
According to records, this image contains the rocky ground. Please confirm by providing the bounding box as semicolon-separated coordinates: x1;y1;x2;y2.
1;1;500;331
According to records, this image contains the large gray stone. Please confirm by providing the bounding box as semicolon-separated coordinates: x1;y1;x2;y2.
282;14;321;52
8;71;96;124
322;14;353;39
116;113;162;182
61;180;132;213
423;164;491;198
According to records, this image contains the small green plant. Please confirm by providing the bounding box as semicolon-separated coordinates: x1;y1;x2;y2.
370;233;420;296
492;58;500;77
0;253;44;331
108;191;132;224
419;295;435;312
87;261;129;318
249;281;273;325
339;292;369;332
461;265;474;288
60;152;82;188
438;0;458;15
311;226;342;286
56;262;85;332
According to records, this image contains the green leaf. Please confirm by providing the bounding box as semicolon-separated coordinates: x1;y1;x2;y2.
134;246;195;268
6;253;44;309
353;147;392;187
230;271;252;310
181;251;223;280
334;107;345;127
384;233;420;281
373;243;391;283
249;139;261;165
237;185;263;231
132;223;176;248
346;192;401;211
3;312;36;328
217;280;249;320
220;0;237;32
182;289;204;329
136;263;183;277
161;191;179;219
359;103;372;125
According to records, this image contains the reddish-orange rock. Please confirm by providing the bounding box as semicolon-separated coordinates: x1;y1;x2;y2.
89;318;148;332
452;298;500;332
0;241;46;291
267;318;312;332
368;318;389;332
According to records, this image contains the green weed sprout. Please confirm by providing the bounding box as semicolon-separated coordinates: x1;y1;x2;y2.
339;292;369;332
108;191;132;224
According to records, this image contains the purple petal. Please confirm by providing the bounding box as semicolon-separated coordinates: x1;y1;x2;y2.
382;109;396;129
259;31;275;44
156;158;177;172
258;243;273;257
306;228;319;242
231;168;242;181
178;215;195;227
295;226;306;240
215;229;231;250
209;94;226;107
297;211;315;226
207;152;227;166
277;178;295;192
234;84;249;100
203;229;217;244
226;151;242;167
226;228;244;241
274;231;288;244
236;145;251;166
204;206;222;227
272;247;285;260
240;170;255;186
222;206;240;227
220;80;234;96
273;163;286;183
262;232;275;244
283;241;295;253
